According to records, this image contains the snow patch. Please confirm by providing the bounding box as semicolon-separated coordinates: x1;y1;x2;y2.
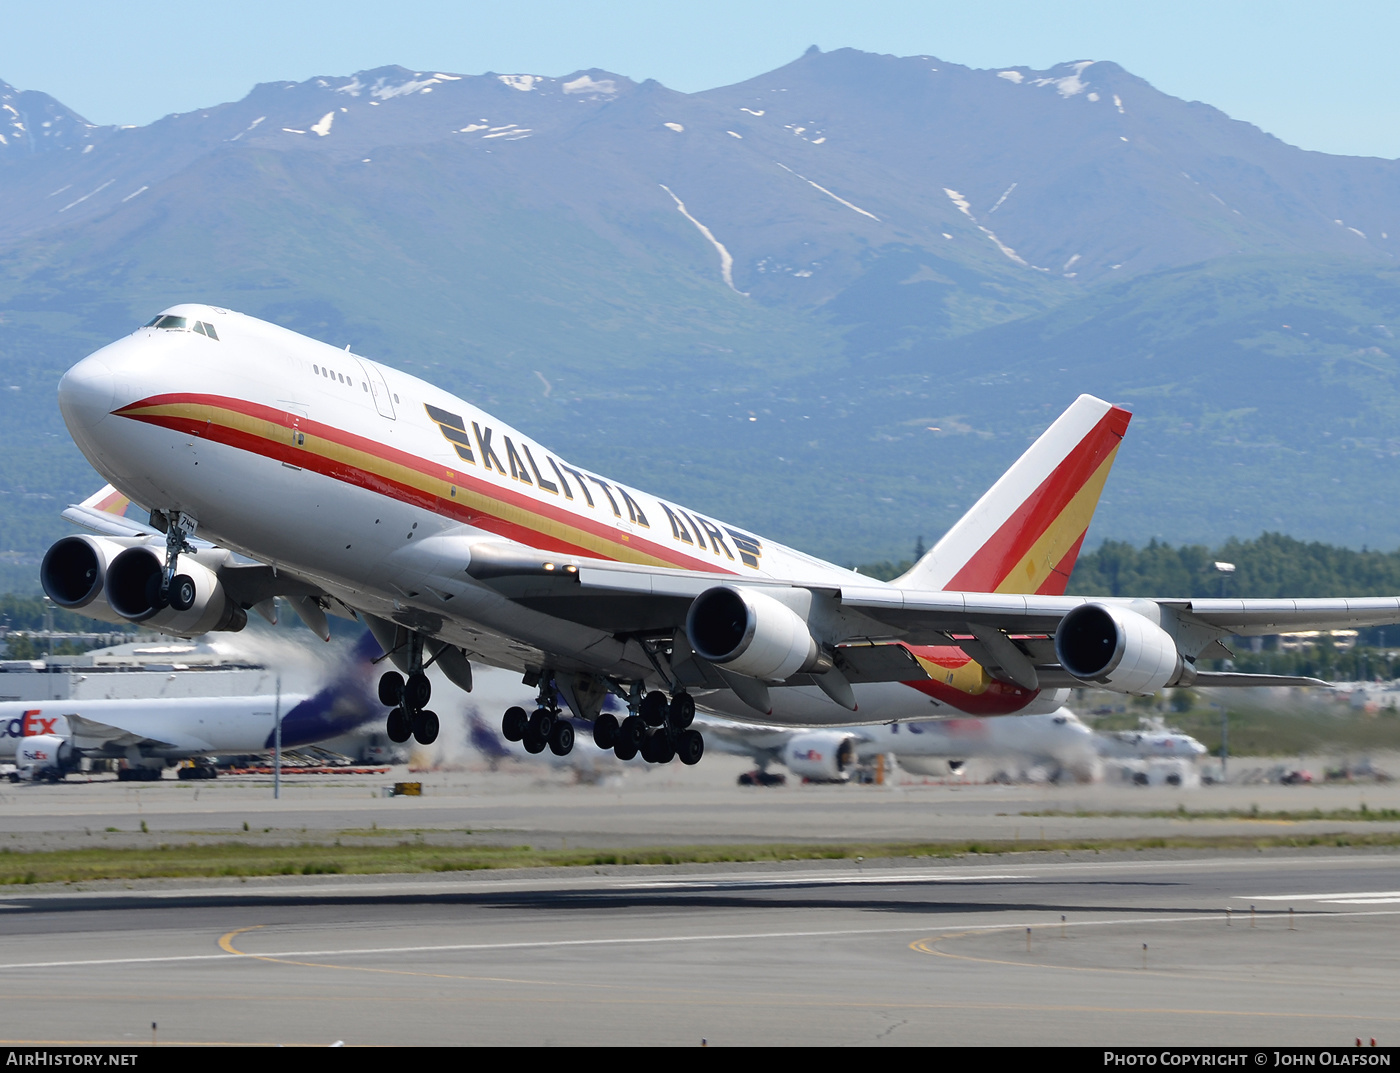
1113;94;1125;114
1063;254;1081;271
740;107;765;116
434;73;462;81
311;111;334;137
282;128;306;135
562;75;616;95
459;124;488;133
1087;92;1100;102
659;184;745;294
372;75;443;99
664;122;684;132
121;186;147;203
726;130;743;139
498;74;541;92
997;71;1024;83
58;179;114;213
82;143;93;153
1029;60;1094;98
988;182;1017;214
812;137;825;144
776;162;879;221
942;188;1031;267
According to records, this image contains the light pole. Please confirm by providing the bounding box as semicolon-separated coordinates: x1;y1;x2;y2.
1213;561;1236;599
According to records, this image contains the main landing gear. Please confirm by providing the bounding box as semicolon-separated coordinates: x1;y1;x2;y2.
592;689;704;767
500;676;574;756
379;634;438;747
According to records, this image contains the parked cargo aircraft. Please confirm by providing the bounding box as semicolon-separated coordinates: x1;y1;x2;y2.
0;633;380;781
44;306;1400;770
701;708;1100;783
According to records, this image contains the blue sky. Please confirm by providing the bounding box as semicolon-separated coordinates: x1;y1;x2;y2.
5;0;1397;158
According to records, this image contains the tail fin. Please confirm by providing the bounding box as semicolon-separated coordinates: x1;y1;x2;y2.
894;394;1130;595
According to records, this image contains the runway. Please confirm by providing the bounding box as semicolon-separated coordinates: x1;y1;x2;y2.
1;850;1398;1045
2;759;1400;1045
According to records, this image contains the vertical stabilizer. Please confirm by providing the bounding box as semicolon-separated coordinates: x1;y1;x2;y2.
895;395;1130;595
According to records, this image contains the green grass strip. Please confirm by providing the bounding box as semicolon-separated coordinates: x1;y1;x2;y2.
5;833;1400;886
1022;807;1400;822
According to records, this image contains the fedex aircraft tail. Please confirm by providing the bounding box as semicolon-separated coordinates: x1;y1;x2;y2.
895;394;1130;595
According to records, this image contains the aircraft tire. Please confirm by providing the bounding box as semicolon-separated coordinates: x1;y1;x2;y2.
412;710;439;746
613;737;638;761
639;690;668;727
169;574;197;611
548;719;574;756
650;732;675;765
528;708;555;742
677;729;704;766
378;671;405;707
592;713;618;749
668;693;695;730
502;706;528;742
143;572;168;612
618;714;645;751
386;707;412;744
404;672;432;710
523;731;547;754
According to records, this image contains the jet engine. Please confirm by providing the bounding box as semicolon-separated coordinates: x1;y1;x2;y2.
686;585;826;681
16;734;72;782
1054;603;1189;695
39;534;134;626
782;731;859;782
104;546;246;636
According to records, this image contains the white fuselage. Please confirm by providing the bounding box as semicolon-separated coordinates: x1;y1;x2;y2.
57;306;1064;727
0;695;306;760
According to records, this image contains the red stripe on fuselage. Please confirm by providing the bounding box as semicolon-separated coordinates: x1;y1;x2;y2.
115;393;736;575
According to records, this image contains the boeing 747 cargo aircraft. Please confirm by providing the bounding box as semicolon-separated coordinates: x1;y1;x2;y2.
44;306;1399;768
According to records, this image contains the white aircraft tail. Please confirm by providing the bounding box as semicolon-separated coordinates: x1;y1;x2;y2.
896;394;1131;595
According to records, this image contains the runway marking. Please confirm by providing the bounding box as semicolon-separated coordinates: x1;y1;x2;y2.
631;873;1032;890
1247;890;1400;903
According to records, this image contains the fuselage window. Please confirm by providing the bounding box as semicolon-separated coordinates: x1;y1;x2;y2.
151;315;187;330
313;365;319;374
192;322;207;337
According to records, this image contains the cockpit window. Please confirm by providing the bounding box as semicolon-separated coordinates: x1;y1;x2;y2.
142;315;219;339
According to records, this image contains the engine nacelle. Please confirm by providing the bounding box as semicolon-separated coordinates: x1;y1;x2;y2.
686;585;824;681
16;734;72;781
105;547;247;636
782;731;859;782
39;535;134;626
1054;603;1187;695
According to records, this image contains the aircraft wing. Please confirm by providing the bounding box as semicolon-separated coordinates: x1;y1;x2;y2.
467;549;1373;690
64;712;193;752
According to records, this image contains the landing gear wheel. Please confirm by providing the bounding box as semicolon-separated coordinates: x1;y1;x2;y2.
378;671;405;707
412;709;439;746
677;728;704;766
404;672;432;711
523;729;547;754
639;690;669;727
618;715;645;752
593;712;618;750
502;706;528;742
649;731;675;765
528;707;555;742
668;693;695;730
548;719;575;756
613;736;638;761
386;707;411;743
168;574;196;612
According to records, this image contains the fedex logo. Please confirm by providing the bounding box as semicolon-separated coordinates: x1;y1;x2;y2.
2;711;68;738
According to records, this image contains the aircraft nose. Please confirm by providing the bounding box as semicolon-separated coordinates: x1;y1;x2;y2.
58;355;115;430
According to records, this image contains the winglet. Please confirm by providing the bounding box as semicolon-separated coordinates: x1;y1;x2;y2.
896;395;1131;595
